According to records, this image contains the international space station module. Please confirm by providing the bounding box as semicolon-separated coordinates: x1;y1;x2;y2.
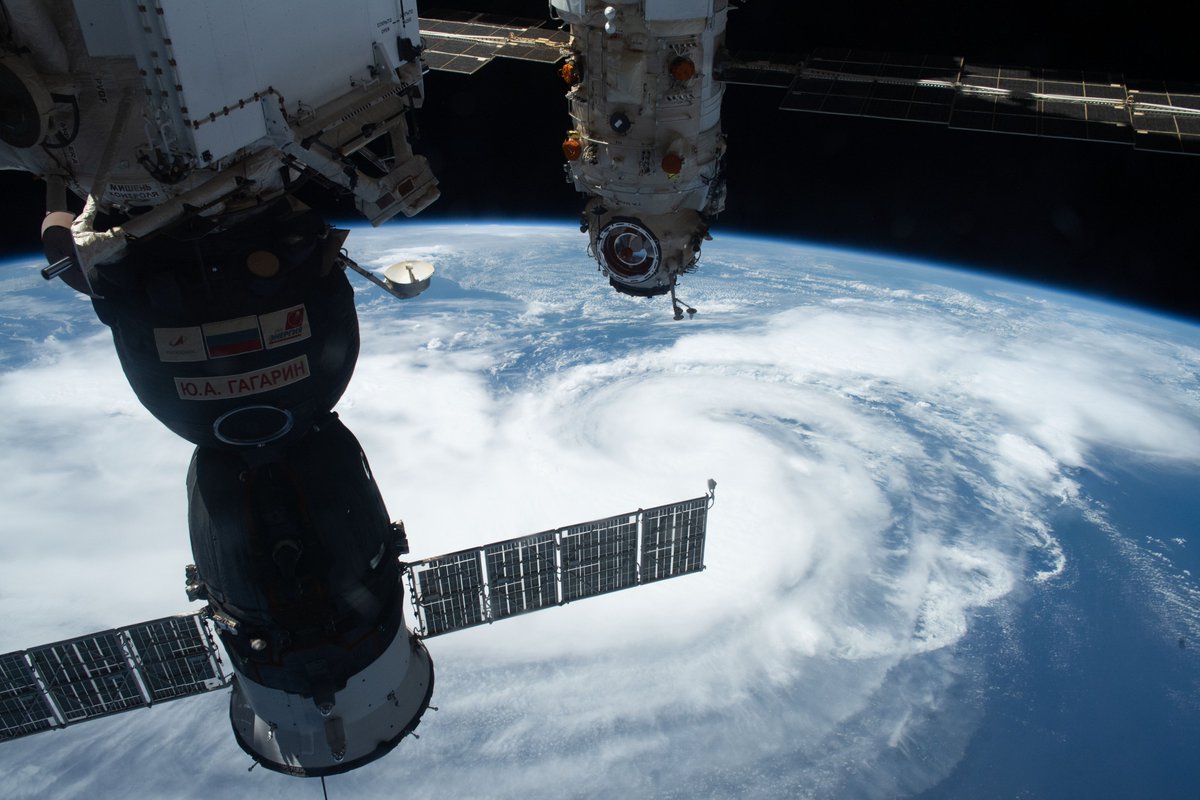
553;0;728;302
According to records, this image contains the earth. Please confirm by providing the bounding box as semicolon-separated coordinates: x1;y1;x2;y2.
1;222;1198;799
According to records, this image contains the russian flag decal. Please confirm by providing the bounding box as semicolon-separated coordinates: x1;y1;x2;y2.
202;316;263;358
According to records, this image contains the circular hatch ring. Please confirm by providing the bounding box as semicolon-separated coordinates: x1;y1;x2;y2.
213;405;295;447
596;218;661;285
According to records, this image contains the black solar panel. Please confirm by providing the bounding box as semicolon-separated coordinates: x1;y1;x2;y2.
485;531;559;620
405;490;712;637
782;49;959;125
0;613;229;743
30;635;145;722
560;514;639;602
641;497;708;583
0;652;55;740
126;616;225;701
412;550;487;636
1128;81;1200;154
756;48;1199;155
949;64;1134;144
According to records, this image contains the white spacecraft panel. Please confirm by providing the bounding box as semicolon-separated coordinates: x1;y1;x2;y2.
159;0;414;116
644;0;714;21
0;613;229;742
152;1;268;161
549;0;585;17
69;1;419;163
157;0;415;161
71;0;137;56
405;492;711;637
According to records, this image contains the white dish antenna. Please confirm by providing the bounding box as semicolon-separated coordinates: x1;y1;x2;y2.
382;260;435;299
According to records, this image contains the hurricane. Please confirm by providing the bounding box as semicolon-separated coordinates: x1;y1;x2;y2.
2;223;1198;799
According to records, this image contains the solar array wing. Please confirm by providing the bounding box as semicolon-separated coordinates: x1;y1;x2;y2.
1127;80;1200;154
29;635;145;723
0;652;56;740
950;63;1132;144
405;489;713;637
781;49;960;124
125;615;228;702
409;549;487;636
419;12;567;75
485;530;558;620
0;612;228;742
559;513;639;602
641;497;708;583
721;49;1200;154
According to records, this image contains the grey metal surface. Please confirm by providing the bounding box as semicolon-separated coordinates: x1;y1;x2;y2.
405;493;711;637
0;613;228;742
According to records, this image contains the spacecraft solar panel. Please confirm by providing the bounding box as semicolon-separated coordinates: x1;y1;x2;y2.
419;14;565;74
406;491;711;637
641;497;708;583
949;64;1134;145
1127;81;1200;154
714;59;796;89
0;612;229;743
125;615;225;701
0;652;56;740
559;514;640;602
773;48;1200;155
783;49;960;124
411;550;488;636
30;635;146;722
485;530;559;620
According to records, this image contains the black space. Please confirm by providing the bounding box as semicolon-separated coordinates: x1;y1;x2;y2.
2;1;1197;318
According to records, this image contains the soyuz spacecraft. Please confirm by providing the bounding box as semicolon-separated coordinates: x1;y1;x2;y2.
1;0;1195;782
0;0;713;778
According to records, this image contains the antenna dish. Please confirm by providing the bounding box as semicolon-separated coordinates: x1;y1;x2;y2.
382;260;435;299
